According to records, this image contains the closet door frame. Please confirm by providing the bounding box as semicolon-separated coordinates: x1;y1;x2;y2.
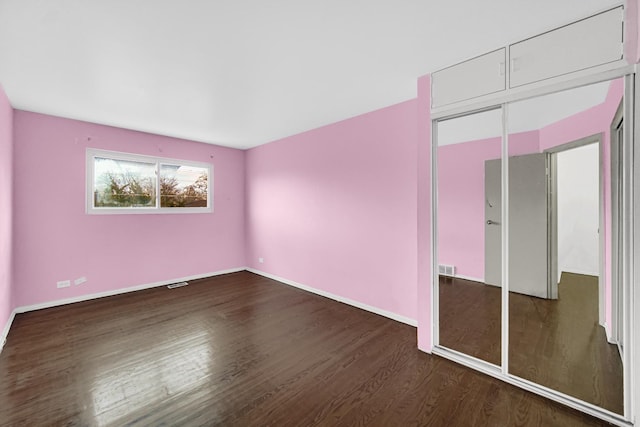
430;67;637;427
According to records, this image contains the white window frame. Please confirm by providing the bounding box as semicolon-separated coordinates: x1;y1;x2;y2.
86;148;213;215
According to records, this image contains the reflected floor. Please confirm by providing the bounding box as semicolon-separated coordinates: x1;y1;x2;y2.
439;276;501;365
439;273;623;414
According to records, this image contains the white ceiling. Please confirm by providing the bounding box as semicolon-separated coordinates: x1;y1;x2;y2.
0;0;621;149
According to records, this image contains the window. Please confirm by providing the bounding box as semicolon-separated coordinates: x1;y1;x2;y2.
86;149;212;214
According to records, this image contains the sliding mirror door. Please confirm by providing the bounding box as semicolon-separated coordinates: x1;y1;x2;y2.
436;108;503;366
506;79;624;414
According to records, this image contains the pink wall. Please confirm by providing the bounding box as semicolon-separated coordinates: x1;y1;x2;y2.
12;112;246;308
538;80;623;151
245;100;419;322
437;131;540;280
539;78;623;330
416;75;432;351
0;84;13;336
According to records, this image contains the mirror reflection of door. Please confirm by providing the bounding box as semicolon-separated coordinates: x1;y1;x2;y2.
484;159;501;287
610;104;624;356
484;152;549;298
507;79;624;414
436;108;502;366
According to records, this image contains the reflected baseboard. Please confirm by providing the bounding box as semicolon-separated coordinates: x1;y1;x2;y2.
602;321;624;362
602;321;613;344
0;309;17;355
450;274;484;283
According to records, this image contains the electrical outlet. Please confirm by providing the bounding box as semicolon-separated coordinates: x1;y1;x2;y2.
74;277;87;286
258;257;264;263
57;280;71;289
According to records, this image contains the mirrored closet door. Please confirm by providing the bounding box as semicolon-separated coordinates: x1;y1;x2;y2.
436;107;503;366
434;76;629;418
507;79;624;414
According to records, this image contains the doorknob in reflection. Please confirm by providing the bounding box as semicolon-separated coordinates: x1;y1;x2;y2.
487;220;500;225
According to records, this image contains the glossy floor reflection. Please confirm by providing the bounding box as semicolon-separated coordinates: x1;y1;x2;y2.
439;276;502;366
0;271;611;426
439;273;623;414
510;272;623;414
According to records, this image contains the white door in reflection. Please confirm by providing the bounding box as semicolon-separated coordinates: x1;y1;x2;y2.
484;153;549;299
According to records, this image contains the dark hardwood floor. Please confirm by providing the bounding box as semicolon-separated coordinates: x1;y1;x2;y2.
440;273;623;415
0;271;614;426
439;276;502;366
510;273;623;414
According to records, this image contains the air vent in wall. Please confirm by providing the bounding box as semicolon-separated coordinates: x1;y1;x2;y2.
438;264;456;277
167;281;189;289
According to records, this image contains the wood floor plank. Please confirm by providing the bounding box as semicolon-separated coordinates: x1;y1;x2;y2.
0;271;614;426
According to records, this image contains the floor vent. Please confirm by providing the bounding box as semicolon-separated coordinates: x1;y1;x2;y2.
438;264;456;277
167;281;189;289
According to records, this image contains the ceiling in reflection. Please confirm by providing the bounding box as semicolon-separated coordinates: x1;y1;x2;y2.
437;80;610;146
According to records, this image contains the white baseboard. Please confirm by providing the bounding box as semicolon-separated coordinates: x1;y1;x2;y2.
0;309;17;354
15;267;245;314
602;321;615;344
246;268;418;327
3;266;417;355
601;322;624;361
560;269;598;278
453;274;484;283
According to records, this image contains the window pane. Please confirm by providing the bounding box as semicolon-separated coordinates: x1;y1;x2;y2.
93;157;157;208
160;164;209;208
